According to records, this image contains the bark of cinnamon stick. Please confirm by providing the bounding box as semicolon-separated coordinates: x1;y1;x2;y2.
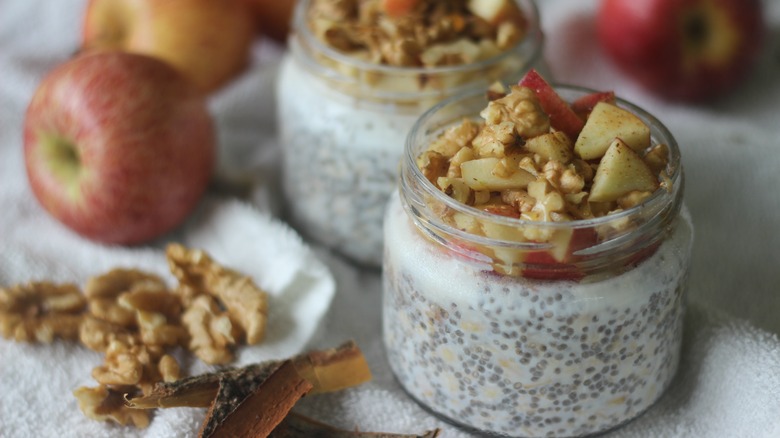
125;341;371;409
203;360;313;438
271;413;442;438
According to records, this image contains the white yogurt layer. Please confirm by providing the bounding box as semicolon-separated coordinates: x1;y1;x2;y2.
277;54;421;266
382;191;693;437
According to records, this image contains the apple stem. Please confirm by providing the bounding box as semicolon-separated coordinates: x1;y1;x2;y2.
684;11;709;50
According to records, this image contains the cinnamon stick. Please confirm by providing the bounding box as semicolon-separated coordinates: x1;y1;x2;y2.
125;341;371;410
203;360;313;438
271;413;442;438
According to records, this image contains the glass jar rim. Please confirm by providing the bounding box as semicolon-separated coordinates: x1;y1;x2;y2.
292;0;544;77
401;84;684;252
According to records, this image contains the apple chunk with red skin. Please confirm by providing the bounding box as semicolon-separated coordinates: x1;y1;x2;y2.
597;0;765;101
23;52;215;245
571;91;615;120
522;228;597;281
518;69;585;141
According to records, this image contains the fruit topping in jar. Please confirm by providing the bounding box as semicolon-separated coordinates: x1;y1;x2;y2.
416;69;673;277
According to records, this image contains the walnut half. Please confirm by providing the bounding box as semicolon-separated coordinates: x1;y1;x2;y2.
0;282;86;343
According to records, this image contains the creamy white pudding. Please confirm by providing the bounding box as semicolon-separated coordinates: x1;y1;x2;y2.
383;191;692;437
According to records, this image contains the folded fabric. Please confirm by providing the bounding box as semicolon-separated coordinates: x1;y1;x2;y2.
2;0;779;437
0;196;336;438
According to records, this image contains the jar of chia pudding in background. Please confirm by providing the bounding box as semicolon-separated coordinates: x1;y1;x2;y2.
276;0;544;267
382;80;693;437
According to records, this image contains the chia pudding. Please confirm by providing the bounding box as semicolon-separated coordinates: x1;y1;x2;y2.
276;0;544;267
382;78;693;437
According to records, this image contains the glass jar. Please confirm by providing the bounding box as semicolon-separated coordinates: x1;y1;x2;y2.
382;87;693;437
276;0;545;267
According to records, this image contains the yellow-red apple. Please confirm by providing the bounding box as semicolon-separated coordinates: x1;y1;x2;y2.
597;0;765;101
81;0;256;94
23;52;215;245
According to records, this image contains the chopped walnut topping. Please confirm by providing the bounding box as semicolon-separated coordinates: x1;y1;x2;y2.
544;160;585;194
416;83;673;259
417;150;449;185
308;0;527;68
480;86;550;139
447;147;476;178
472;120;518;158
618;191;653;209
644;143;670;175
429;118;480;158
0;282;85;343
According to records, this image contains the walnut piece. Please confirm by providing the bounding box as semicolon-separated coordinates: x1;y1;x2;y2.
3;243;274;430
480;85;550;139
0;282;85;343
74;385;151;428
182;295;240;365
79;315;138;352
167;243;268;346
85;269;168;329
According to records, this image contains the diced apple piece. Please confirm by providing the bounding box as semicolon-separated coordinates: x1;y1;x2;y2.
468;0;516;25
518;69;584;140
461;157;535;191
571;91;616;120
525;131;573;163
451;212;481;234
481;220;525;242
544;227;573;263
486;81;509;101
437;177;473;204
482;204;521;218
589;139;658;202
574;101;651;160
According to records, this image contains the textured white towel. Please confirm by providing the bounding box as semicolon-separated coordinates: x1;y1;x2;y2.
1;0;779;437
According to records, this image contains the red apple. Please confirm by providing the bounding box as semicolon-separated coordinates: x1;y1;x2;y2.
81;0;256;94
23;52;215;245
597;0;764;101
518;69;585;140
247;0;297;43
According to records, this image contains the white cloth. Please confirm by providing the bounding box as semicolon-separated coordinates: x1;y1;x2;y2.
1;1;779;437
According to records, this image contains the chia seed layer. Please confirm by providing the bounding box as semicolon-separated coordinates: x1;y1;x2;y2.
382;192;693;437
277;55;421;267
